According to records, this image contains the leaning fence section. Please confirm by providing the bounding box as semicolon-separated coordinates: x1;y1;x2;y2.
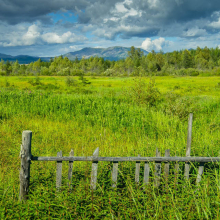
19;113;220;201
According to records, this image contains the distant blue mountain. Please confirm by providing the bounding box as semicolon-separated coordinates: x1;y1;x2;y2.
63;46;149;61
0;46;149;64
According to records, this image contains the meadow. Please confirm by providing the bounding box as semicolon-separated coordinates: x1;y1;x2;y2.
0;75;220;219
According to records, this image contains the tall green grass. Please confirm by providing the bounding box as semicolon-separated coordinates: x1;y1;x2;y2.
0;76;220;219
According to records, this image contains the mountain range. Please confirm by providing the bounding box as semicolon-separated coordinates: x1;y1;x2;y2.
0;46;149;64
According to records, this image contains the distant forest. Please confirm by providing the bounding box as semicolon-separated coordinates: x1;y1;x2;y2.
1;46;220;76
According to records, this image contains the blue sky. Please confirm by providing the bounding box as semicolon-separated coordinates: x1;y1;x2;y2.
1;0;220;57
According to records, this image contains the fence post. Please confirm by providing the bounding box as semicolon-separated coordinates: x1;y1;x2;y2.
184;113;193;180
91;147;99;190
135;154;141;184
19;130;32;201
56;151;63;190
112;161;118;188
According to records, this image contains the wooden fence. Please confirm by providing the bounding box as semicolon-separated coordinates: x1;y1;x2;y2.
19;113;220;201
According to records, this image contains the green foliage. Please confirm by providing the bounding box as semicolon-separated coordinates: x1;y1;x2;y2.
127;78;161;106
3;46;220;76
78;73;91;86
0;76;220;218
28;76;42;86
65;76;77;87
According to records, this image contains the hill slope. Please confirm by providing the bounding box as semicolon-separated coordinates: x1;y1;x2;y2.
63;46;148;61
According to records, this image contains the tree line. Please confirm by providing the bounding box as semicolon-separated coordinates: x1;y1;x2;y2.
1;46;220;76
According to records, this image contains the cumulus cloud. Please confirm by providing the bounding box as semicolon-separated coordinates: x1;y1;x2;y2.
141;37;166;52
41;31;86;44
182;27;207;37
1;23;87;47
1;0;220;56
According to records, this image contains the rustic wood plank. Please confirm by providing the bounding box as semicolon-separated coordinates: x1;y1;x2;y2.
184;113;193;180
143;162;150;188
154;148;161;187
31;156;220;162
91;148;99;190
112;162;118;188
164;149;170;188
68;149;74;188
196;162;205;184
56;151;62;189
135;154;141;184
19;130;32;201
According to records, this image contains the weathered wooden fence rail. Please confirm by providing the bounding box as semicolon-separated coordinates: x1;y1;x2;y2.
19;113;220;201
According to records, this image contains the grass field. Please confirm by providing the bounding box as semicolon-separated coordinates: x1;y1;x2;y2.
0;75;220;219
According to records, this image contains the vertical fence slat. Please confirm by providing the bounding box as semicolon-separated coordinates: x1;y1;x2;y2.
196;162;205;184
91;147;99;190
143;163;150;188
184;113;193;180
154;148;161;187
112;162;118;188
68;149;74;188
135;154;141;184
56;150;62;189
164;149;170;187
19;130;32;201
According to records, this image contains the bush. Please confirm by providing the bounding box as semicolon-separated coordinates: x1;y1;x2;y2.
28;77;42;86
65;76;77;87
127;77;161;106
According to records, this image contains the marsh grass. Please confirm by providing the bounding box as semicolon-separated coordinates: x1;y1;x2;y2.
0;76;220;219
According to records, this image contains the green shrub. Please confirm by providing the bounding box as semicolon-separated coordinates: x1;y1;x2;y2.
65;76;77;87
127;77;161;106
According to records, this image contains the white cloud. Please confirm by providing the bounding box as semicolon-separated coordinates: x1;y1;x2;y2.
22;24;41;45
141;37;166;51
182;27;207;37
209;18;220;29
41;31;85;44
0;23;87;47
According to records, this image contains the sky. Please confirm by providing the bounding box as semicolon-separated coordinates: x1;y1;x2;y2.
1;0;220;57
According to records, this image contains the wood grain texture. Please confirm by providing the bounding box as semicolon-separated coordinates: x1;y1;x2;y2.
56;151;62;189
91;148;99;190
19;130;32;201
135;155;141;184
143;163;150;187
184;113;193;180
112;162;118;188
31;156;220;162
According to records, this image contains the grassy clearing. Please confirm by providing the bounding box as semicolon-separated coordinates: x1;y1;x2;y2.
0;76;220;219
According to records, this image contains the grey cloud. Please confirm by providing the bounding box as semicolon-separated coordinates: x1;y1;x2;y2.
1;0;220;47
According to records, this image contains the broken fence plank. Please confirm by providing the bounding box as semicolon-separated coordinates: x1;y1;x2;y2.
143;162;150;188
135;154;141;184
112;162;118;188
